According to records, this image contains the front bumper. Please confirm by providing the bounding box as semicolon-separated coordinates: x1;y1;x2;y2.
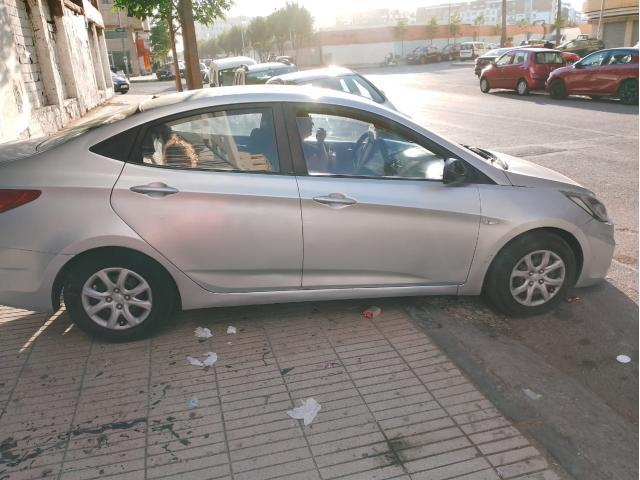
114;83;129;92
575;219;615;287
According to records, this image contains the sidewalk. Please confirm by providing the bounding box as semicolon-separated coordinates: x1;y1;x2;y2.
0;300;565;480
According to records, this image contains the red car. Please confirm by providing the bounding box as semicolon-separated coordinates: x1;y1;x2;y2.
547;48;639;105
480;48;569;96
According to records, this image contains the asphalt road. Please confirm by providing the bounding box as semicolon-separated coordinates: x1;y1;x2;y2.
128;65;638;479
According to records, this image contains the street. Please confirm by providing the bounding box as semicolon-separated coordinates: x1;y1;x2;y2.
122;62;639;479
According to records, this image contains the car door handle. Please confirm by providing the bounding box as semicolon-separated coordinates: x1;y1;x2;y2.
130;183;179;197
312;194;357;207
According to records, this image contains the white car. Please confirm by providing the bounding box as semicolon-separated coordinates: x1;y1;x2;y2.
460;42;489;60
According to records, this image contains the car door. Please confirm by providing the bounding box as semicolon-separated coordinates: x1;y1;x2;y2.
491;52;514;88
566;50;610;94
284;104;482;289
502;51;528;89
595;49;635;94
110;104;303;292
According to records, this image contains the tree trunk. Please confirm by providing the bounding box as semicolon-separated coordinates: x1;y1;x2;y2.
500;0;507;47
168;14;182;92
179;0;202;90
555;0;562;46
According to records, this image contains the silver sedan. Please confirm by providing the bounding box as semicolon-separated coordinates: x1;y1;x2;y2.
0;86;614;340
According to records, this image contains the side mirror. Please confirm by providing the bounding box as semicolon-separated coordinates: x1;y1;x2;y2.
443;158;468;185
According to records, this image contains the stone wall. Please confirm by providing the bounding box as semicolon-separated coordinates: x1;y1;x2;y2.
0;0;113;144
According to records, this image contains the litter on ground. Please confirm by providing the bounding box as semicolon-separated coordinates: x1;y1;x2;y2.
227;326;237;334
194;327;213;340
361;306;382;319
287;398;321;426
188;398;198;409
324;361;340;369
187;352;218;368
616;355;631;364
523;388;543;400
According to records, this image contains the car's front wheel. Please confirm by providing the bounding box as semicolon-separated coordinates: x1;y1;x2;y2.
63;252;176;341
484;232;576;317
549;79;568;99
480;77;491;93
618;79;638;105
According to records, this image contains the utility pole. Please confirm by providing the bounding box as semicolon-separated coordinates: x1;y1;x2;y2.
179;0;203;90
448;1;451;44
555;0;562;46
596;0;605;39
501;0;507;47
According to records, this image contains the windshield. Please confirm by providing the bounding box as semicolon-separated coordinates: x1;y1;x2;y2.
36;105;138;153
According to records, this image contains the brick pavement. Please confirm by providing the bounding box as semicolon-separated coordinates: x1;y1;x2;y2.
0;301;563;480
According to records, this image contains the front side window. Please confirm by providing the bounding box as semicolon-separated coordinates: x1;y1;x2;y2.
512;51;527;65
496;53;514;66
606;50;633;65
140;108;280;172
337;75;385;103
579;51;609;67
294;111;446;180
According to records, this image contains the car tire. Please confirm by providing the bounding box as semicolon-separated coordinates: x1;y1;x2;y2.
480;77;491;93
420;56;427;64
618;79;638;105
549;79;568;99
63;252;176;341
484;232;576;317
516;79;530;96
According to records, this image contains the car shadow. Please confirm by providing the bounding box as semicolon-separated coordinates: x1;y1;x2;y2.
488;89;639;114
360;62;472;76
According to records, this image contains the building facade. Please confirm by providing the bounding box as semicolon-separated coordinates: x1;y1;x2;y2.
583;0;638;47
0;0;114;144
99;0;151;75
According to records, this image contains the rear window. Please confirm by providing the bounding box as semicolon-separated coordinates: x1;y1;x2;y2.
535;52;565;64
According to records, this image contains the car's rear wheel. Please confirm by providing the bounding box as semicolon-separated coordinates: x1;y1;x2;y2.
618;79;638;105
516;79;530;96
421;56;427;64
484;232;576;317
549;79;568;99
63;252;176;341
480;77;491;93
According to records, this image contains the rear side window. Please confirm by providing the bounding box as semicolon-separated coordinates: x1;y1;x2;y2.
138;107;280;173
512;51;527;64
606;50;634;65
90;127;139;161
535;52;564;64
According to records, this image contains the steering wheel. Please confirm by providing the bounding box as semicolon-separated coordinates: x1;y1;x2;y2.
354;129;390;175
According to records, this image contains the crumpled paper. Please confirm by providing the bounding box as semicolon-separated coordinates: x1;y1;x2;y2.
187;352;218;367
194;327;213;339
227;326;237;334
287;398;321;426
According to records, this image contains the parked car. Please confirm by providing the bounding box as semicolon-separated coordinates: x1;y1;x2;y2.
266;66;396;110
459;42;488;60
209;56;257;87
110;71;129;94
556;36;605;58
0;86;613;340
480;48;568;95
474;48;513;76
406;46;442;64
556;36;604;57
155;62;185;80
441;43;461;61
547;48;638;104
233;62;297;85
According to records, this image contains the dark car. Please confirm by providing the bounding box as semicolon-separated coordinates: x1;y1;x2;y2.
406;46;442;64
480;48;568;95
557;37;605;58
474;48;513;76
110;71;129;94
155;63;173;80
199;62;209;83
547;48;638;104
441;43;461;60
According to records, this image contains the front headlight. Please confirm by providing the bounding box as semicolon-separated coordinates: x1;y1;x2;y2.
563;191;610;223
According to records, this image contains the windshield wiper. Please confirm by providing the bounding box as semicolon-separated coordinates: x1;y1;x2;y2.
462;144;508;170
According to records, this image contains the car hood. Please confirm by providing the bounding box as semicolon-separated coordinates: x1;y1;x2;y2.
548;65;573;77
487;150;591;193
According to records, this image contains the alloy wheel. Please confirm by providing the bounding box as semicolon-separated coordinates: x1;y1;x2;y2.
509;250;565;307
619;81;638;105
81;268;153;330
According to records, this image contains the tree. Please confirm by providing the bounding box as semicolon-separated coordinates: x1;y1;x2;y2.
113;0;231;89
197;37;221;58
218;26;244;55
266;3;313;54
247;16;272;60
394;18;409;56
473;15;485;40
449;13;461;41
500;0;507;46
425;17;438;45
150;18;171;64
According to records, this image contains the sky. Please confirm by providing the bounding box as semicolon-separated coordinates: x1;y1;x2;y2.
227;0;586;28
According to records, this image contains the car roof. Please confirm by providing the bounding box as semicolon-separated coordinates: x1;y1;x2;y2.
245;62;294;72
267;66;355;83
211;56;257;69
